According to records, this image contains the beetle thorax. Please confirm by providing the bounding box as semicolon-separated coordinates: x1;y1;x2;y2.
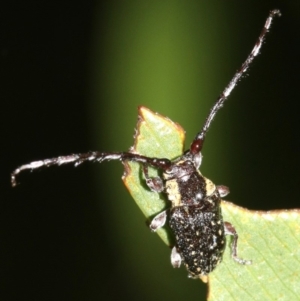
163;159;217;208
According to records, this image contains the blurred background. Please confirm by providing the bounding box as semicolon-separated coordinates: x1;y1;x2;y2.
1;1;299;300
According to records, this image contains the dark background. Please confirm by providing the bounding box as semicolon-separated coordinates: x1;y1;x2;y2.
2;1;299;301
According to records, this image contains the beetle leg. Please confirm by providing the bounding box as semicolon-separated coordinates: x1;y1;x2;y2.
171;246;182;268
216;185;230;197
149;209;168;231
224;221;252;265
142;164;164;193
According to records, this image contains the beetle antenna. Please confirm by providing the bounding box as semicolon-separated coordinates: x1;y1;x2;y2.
11;151;171;187
190;9;281;155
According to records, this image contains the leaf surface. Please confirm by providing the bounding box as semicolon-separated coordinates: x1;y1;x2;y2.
208;202;300;301
123;106;185;246
123;107;300;300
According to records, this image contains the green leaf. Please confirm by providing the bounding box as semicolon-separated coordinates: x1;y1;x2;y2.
123;106;300;300
123;106;185;246
208;202;300;301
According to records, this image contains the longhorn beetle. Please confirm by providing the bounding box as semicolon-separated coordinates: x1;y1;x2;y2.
11;10;280;281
